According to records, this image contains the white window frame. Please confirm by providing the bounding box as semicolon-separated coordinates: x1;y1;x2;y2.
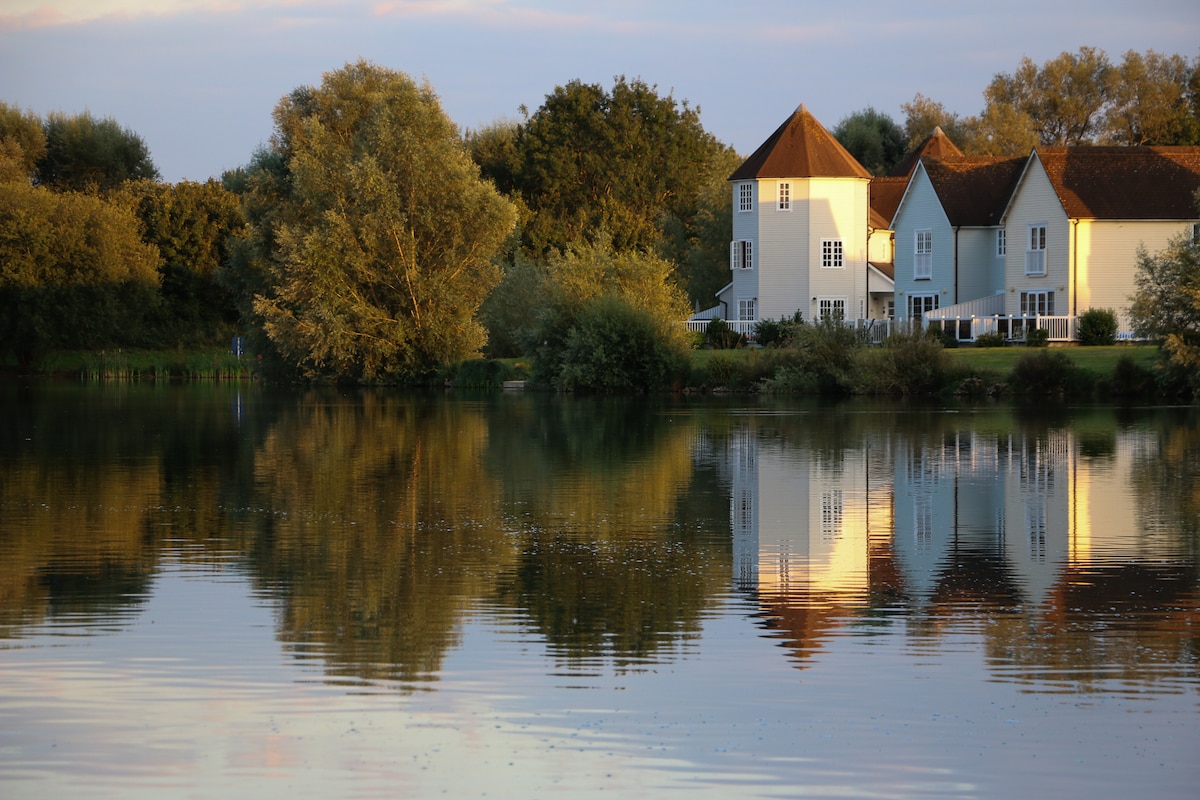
817;297;847;321
908;293;938;324
777;181;791;211
729;239;752;270
1020;290;1055;317
914;229;932;280
737;298;756;322
821;238;844;269
738;183;753;213
997;228;1007;257
1025;223;1047;276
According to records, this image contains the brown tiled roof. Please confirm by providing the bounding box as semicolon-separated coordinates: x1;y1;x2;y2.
1033;146;1200;219
869;261;895;280
729;104;872;181
870;176;907;228
891;126;964;178
922;156;1027;227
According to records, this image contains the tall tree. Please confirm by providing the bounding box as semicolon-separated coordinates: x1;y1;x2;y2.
983;47;1115;146
0;183;161;366
239;60;518;382
504;76;732;256
833;107;906;175
38;111;159;192
113;179;245;343
900;94;967;151
0;102;46;184
1129;211;1200;387
1105;50;1200;145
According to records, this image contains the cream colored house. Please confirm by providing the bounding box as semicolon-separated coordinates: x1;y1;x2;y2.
998;146;1200;335
715;105;877;330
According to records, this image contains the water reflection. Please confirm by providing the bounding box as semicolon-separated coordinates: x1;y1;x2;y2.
1;383;1197;699
724;405;1200;693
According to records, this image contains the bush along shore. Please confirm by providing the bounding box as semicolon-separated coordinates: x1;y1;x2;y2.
5;330;1193;403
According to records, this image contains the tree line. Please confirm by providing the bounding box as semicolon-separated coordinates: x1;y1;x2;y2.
2;46;1198;383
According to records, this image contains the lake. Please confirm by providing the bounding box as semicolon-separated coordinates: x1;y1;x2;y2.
1;382;1197;799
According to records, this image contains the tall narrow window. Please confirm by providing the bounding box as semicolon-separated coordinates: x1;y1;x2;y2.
997;228;1007;257
777;182;791;211
738;298;756;321
1025;223;1047;275
729;240;752;270
738;183;753;213
821;239;844;268
914;229;932;280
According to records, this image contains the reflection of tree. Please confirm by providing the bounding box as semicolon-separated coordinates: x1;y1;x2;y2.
486;396;731;666
246;391;513;689
1132;410;1200;540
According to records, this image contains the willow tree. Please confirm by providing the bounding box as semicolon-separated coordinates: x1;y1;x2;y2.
245;61;517;382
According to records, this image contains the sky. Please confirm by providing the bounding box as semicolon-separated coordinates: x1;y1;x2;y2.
2;1;1198;184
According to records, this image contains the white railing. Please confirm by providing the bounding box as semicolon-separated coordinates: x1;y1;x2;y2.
684;318;757;335
925;294;1005;321
685;314;1145;344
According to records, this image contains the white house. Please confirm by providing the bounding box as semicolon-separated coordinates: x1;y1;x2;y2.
891;156;1025;325
998;146;1200;335
718;105;876;329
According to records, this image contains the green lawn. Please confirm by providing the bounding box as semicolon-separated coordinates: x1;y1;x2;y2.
945;343;1159;377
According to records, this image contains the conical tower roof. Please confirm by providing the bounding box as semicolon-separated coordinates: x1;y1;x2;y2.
890;125;964;177
729;104;872;181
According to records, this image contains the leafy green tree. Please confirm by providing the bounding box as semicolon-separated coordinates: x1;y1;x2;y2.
0;183;161;366
983;47;1115;146
1129;224;1200;386
238;60;517;382
524;237;691;388
1105;50;1200;145
112;179;245;344
833;107;906;175
0;102;46;183
961;101;1041;156
900;94;967;152
503;76;733;256
38;111;159;192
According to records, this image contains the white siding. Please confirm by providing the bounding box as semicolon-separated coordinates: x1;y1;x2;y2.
730;181;760;319
957;227;1005;303
1002;157;1070;317
757;178;810;321
892;168;951;321
1071;219;1194;317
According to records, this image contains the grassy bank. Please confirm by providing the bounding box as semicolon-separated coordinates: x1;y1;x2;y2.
12;347;257;381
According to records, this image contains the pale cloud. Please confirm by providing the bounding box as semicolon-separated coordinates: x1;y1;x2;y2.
1;0;293;29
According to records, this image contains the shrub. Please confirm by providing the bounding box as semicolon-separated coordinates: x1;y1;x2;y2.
754;311;805;348
704;318;743;349
974;331;1006;348
857;333;949;396
1077;307;1119;346
1009;349;1082;396
761;319;862;395
1025;327;1050;347
552;295;689;392
451;358;508;388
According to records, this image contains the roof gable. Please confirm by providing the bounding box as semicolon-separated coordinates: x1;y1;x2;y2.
869;176;907;229
1030;146;1200;220
729;104;872;181
922;156;1027;227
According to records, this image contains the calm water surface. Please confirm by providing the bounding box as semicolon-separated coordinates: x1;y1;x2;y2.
1;382;1197;799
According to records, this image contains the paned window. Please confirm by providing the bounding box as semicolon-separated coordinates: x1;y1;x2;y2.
997;228;1007;257
908;293;938;324
777;182;791;211
738;298;756;321
1025;223;1047;275
914;229;932;280
738;183;753;213
821;239;844;269
1020;290;1055;316
817;297;846;321
729;240;752;270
